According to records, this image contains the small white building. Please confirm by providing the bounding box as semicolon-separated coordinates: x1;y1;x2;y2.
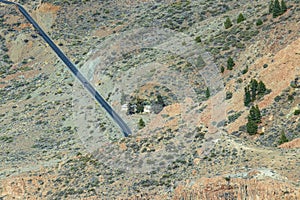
144;105;151;114
121;104;128;112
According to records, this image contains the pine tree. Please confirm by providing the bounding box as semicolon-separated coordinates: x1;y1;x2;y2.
157;94;165;107
273;0;282;18
254;105;261;123
220;66;225;73
237;13;245;23
248;105;261;123
281;0;287;14
246;119;258;135
250;79;258;101
256;19;263;26
257;81;267;97
244;86;251;106
224;17;233;29
227;57;235;70
246;105;261;135
248;106;257;122
269;0;274;14
138;118;145;129
205;87;210;99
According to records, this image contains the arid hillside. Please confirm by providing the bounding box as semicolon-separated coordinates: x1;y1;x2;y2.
0;0;299;199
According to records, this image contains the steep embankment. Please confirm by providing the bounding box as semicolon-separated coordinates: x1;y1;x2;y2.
225;37;300;133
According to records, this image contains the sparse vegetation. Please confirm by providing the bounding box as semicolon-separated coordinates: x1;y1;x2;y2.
0;135;13;143
0;0;299;199
278;130;289;145
228;111;242;124
173;177;299;200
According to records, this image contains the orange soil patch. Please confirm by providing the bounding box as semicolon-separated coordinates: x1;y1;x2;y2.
0;172;57;199
142;103;182;133
3;14;20;25
18;23;32;30
0;68;40;89
279;138;300;149
198;91;226;133
2;13;33;31
162;103;181;117
93;24;127;38
119;142;127;151
173;176;300;200
37;3;60;13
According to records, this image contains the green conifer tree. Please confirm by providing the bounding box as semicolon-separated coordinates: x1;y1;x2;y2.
250;79;258;101
248;106;256;121
256;19;263;26
273;0;282;18
237;13;245;23
269;0;274;14
138;118;145;129
246;119;258;135
248;105;261;123
281;0;287;14
227;57;235;70
220;66;225;73
257;81;267;97
206;87;210;99
224;17;233;29
244;86;251;106
254;105;262;123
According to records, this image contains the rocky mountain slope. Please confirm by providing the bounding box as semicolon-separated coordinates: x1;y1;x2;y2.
0;0;299;199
